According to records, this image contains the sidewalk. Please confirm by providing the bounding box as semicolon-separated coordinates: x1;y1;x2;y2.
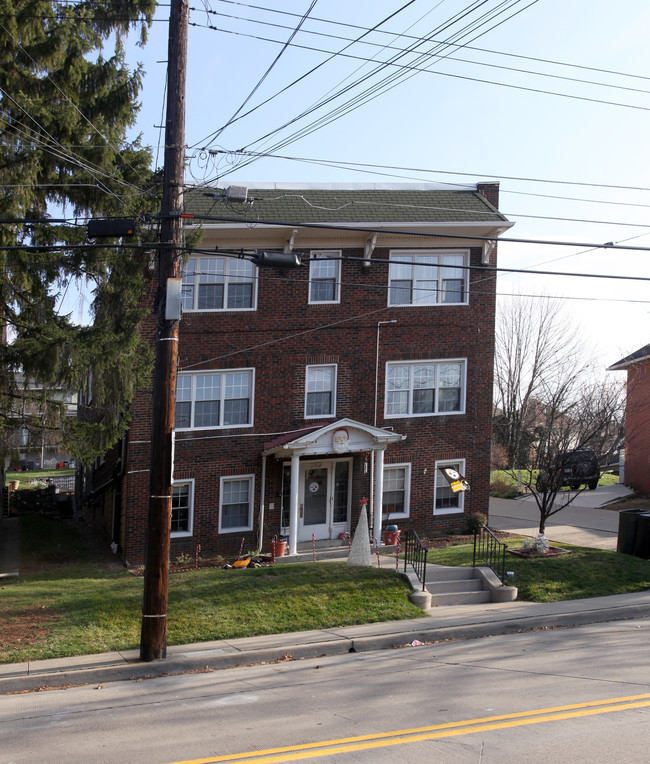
2;484;648;695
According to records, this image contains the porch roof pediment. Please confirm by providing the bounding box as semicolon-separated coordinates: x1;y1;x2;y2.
262;418;405;457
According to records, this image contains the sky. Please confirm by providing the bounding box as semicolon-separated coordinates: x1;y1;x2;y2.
118;0;650;371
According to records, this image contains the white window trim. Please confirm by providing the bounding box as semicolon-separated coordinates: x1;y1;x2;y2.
171;478;194;538
219;474;255;533
387;249;469;307
384;359;467;419
308;250;341;305
433;459;466;515
175;368;255;431
304;363;338;419
181;255;258;312
382;462;411;520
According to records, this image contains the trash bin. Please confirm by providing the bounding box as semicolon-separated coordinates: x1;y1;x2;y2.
634;513;650;559
617;509;645;555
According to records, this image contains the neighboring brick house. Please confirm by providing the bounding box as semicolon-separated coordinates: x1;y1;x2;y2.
608;343;650;495
85;183;512;565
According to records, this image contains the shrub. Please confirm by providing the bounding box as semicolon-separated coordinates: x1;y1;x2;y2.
466;512;487;534
490;476;522;499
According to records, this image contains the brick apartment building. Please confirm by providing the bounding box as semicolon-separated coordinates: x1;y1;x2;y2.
85;183;512;565
609;342;650;495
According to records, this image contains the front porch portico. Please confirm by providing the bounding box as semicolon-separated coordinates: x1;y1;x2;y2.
263;418;406;555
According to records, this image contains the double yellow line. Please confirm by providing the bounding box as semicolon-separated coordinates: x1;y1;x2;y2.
168;692;650;764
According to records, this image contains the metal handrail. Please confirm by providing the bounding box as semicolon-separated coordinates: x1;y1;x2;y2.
403;529;428;591
473;525;508;584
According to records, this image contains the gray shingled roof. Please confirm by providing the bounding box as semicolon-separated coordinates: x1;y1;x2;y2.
184;185;509;225
608;342;650;370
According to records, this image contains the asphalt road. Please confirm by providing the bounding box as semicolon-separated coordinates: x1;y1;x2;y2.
3;617;650;763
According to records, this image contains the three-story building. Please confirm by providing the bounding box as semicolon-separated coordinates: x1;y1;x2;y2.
86;182;512;565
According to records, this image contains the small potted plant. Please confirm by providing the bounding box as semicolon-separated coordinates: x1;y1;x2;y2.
383;524;400;545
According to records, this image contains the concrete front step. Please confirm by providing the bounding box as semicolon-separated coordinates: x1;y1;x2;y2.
427;565;476;582
425;564;493;606
427;578;484;594
431;590;492;606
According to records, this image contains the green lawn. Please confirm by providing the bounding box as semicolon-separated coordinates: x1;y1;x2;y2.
5;468;75;489
4;513;650;665
0;516;421;665
428;539;650;602
490;469;619;497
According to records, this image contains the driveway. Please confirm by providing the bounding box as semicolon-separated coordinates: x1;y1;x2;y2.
488;484;634;550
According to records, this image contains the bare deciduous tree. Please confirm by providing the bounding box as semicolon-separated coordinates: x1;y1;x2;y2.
493;295;584;469
527;373;625;534
493;295;626;535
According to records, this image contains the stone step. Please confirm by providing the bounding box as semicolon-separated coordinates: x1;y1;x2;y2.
430;590;492;606
427;577;484;594
426;565;477;582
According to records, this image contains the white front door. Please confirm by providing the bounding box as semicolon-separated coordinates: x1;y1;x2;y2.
298;459;351;541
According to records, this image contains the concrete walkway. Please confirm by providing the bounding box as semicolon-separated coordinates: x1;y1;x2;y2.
488;483;633;550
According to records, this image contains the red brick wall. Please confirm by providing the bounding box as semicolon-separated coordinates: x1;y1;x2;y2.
117;242;497;565
625;362;650;495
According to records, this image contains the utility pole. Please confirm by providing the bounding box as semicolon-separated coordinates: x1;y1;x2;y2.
140;0;188;661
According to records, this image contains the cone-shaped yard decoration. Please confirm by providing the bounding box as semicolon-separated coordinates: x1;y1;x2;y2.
347;503;372;567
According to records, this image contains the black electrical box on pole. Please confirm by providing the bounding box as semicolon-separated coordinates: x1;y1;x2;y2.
140;0;188;662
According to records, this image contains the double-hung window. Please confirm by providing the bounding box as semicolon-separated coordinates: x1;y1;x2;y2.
434;459;466;514
171;480;194;536
219;475;254;532
181;256;256;311
305;364;337;418
388;250;468;306
175;370;254;430
385;360;465;418
382;464;411;519
309;252;340;303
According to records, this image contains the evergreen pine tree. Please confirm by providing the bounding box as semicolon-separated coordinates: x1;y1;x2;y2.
0;0;158;474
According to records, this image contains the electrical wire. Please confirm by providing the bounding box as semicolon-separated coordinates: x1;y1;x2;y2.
210;0;650;83
198;0;536;170
190;0;421;150
202;0;320;145
205;149;650;193
0;105;150;204
182;212;650;251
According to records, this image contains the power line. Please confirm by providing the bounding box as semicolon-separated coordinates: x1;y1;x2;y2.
187;2;649;171
197;0;538;169
206;5;650;101
202;0;320;145
210;0;650;84
183;212;650;252
190;0;421;150
206;150;650;193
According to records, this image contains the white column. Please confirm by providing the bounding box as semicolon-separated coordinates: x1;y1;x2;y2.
289;452;300;555
374;447;385;544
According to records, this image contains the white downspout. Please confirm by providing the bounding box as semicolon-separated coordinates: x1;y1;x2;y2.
373;320;395;535
289;452;300;555
374;447;386;544
258;454;267;553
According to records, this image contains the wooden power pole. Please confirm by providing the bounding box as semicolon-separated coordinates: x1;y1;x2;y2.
140;0;188;661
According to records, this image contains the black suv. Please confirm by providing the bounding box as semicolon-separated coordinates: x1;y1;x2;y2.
536;450;600;492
